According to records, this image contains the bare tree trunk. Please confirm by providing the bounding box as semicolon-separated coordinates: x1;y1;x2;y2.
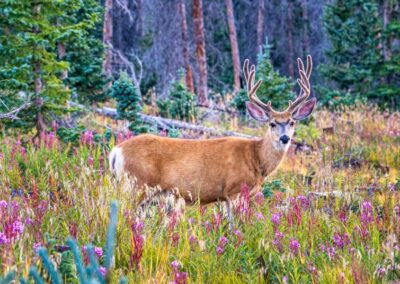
383;0;392;61
286;0;295;78
301;0;310;57
136;0;143;37
34;62;45;135
225;0;241;95
33;3;45;136
178;0;194;93
256;0;265;51
103;0;113;77
193;0;208;106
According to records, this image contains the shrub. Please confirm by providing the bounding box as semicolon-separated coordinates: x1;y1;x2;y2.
157;70;197;122
110;72;148;133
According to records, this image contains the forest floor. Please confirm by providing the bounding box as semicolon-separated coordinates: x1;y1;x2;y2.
0;104;399;283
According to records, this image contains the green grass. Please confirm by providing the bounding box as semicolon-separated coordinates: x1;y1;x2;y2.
0;104;399;283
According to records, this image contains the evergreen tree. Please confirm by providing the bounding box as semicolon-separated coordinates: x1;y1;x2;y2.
110;72;147;133
157;70;197;122
233;39;294;113
321;0;399;108
0;1;99;133
65;0;109;104
255;39;295;110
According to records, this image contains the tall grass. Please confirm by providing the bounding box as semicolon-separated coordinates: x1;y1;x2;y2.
0;104;399;282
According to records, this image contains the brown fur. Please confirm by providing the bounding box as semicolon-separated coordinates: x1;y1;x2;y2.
118;130;288;204
117;56;315;206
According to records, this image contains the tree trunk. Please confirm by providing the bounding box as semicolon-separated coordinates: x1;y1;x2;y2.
178;0;195;93
286;0;295;78
383;0;392;61
103;0;113;77
193;0;208;106
57;43;68;80
33;3;45;136
225;0;241;96
136;0;143;37
256;0;265;51
301;0;310;57
34;62;45;135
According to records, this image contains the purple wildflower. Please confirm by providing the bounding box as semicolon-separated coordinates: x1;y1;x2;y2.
275;231;284;240
271;213;281;226
0;200;7;208
216;246;224;256
0;232;8;244
375;267;386;278
94;247;103;258
33;242;42;252
87;155;94;166
360;200;374;225
219;236;228;247
99;266;107;277
327;246;336;260
255;212;264;221
132;218;144;234
171;260;180;272
289;239;300;255
255;192;264;205
333;233;344;249
189;235;197;246
173;271;188;284
297;195;310;209
12;221;24;234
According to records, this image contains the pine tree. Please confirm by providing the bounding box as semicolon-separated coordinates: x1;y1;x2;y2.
0;1;100;133
232;39;294;114
321;0;399;108
254;39;295;111
110;72;147;133
65;0;108;104
157;70;197;122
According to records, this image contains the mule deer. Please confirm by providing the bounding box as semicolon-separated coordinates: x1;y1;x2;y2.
109;56;316;220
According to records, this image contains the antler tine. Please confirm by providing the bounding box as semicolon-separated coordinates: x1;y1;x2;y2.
286;55;313;113
243;59;277;114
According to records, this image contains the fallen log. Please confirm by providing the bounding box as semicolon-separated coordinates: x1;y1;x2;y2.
68;101;255;139
68;102;313;151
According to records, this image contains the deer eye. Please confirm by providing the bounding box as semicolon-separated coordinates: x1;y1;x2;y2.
290;121;295;126
270;122;276;128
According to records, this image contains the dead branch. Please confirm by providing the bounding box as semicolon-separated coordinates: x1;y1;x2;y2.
115;0;134;23
0;102;31;120
112;47;143;96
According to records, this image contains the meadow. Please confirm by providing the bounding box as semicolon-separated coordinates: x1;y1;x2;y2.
0;104;399;283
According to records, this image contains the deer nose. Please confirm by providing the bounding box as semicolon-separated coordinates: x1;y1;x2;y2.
280;135;290;144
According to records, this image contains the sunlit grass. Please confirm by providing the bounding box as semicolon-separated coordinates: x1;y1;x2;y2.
0;104;399;282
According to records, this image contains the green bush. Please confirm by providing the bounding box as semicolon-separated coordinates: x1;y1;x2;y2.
157;70;197;122
232;38;294;115
110;72;148;133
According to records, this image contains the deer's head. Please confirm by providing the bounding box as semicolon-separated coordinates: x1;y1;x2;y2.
243;55;316;150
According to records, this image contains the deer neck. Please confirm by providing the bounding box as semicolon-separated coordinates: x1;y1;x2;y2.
257;135;288;177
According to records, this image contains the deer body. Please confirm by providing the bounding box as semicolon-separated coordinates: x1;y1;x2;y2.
110;55;316;210
110;133;288;204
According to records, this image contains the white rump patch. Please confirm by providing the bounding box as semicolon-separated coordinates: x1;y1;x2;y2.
109;146;125;178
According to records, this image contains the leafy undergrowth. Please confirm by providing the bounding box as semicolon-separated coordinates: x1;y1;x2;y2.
0;105;399;283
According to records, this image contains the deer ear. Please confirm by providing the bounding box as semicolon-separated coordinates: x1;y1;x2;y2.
292;97;317;121
246;101;270;122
